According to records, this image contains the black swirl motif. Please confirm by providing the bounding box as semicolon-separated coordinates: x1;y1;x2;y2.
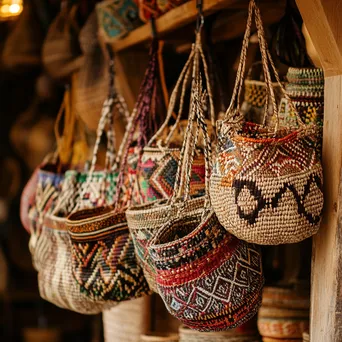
233;174;323;226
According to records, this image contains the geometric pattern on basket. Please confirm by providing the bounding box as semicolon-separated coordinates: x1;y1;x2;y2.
139;148;205;202
28;168;64;266
75;171;118;209
67;208;151;302
36;219;104;314
233;172;323;226
210;122;324;245
149;211;264;331
244;81;267;108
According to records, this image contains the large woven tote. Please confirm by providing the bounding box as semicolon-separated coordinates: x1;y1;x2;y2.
65;40;166;304
126;40;212;293
148;31;264;332
36;55;125;313
42;4;84;81
210;0;323;245
28;72;89;270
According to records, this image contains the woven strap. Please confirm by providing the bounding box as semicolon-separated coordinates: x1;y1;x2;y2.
148;34;215;152
170;31;213;214
71;49;129;213
225;0;305;132
113;38;162;208
54;72;90;169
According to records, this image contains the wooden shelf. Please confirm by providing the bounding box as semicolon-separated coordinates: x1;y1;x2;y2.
106;0;243;52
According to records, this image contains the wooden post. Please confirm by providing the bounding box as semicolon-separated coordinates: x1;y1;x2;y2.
295;0;342;340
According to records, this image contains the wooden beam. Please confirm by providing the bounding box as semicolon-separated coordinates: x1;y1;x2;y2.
212;0;286;43
296;0;342;341
106;0;241;52
310;75;342;342
296;0;342;77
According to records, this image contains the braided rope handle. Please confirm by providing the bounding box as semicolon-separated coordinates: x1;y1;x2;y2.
224;0;305;132
112;39;160;208
169;32;214;215
70;53;129;213
147;46;196;148
182;34;213;209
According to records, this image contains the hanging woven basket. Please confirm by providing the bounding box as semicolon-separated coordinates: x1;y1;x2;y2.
210;0;323;245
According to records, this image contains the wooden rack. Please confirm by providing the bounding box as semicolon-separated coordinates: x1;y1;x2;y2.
102;0;284;52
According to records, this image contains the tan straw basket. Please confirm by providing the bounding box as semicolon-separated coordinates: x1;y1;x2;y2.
210;0;323;245
103;296;150;342
140;332;179;342
2;4;43;69
179;326;261;342
42;5;84;81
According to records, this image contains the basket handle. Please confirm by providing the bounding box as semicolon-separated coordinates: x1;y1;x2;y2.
224;0;305;132
147;45;196;148
73;47;129;212
113;38;161;208
170;32;213;213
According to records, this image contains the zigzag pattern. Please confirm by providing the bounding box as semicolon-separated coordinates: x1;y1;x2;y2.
71;226;151;301
138;149;205;202
233;173;323;225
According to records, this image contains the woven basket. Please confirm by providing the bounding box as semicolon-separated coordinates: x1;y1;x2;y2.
126;196;205;292
36;49;124;312
179;325;260;342
34;163;114;313
36;213;104;314
2;4;43;69
261;286;310;310
97;0;142;41
279;68;324;128
67;37;166;305
242;80;282;124
126;36;209;293
257;307;309;339
278;67;324;156
149;30;264;332
140;332;179;342
42;5;84;81
210;0;323;245
150;210;263;331
103;296;150;342
67;206;150;303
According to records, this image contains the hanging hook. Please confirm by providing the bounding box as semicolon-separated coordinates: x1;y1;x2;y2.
106;43;114;60
196;0;204;32
150;17;158;39
106;44;115;96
